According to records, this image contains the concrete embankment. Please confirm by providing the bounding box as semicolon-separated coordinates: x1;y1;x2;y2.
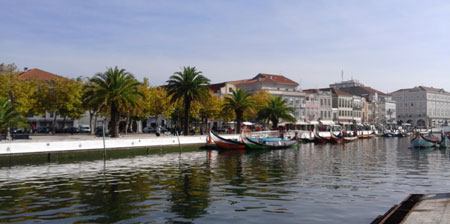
0;134;239;156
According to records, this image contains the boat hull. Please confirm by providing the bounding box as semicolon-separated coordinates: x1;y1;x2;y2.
244;138;297;149
440;135;450;148
314;134;331;144
411;133;439;148
210;131;246;150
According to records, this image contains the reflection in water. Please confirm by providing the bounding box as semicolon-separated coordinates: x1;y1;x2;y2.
2;138;450;223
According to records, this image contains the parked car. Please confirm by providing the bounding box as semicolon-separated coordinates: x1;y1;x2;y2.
95;126;109;137
64;127;79;133
143;127;156;133
36;127;51;133
79;125;91;133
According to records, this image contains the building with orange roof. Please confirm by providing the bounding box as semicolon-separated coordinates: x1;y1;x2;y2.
330;79;396;129
16;68;98;132
232;73;306;123
17;68;66;81
391;86;450;128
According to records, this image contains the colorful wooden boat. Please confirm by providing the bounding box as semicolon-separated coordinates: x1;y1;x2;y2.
314;133;331;144
210;131;246;150
343;136;358;142
330;134;344;144
243;137;297;149
411;132;439;148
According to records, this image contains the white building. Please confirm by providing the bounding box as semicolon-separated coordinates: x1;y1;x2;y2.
392;86;450;128
232;73;305;121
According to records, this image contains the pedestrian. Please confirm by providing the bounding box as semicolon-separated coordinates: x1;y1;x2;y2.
156;126;161;137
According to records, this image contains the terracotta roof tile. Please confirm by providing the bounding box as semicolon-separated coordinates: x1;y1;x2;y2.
232;73;298;86
18;68;66;81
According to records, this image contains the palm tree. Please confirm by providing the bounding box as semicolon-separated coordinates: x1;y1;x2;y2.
87;67;142;138
223;89;254;134
0;97;27;141
166;67;210;136
257;96;296;129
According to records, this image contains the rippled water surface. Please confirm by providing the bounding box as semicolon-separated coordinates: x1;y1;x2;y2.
2;138;450;223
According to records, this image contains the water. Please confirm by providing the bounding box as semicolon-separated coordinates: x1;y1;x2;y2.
1;138;450;223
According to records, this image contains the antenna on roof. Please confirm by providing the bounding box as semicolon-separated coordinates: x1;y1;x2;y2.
341;70;344;82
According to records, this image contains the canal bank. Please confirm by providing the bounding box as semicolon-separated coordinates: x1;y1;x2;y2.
0;134;240;156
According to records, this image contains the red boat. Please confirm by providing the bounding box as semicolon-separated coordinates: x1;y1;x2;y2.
314;133;331;144
330;134;345;144
209;131;246;150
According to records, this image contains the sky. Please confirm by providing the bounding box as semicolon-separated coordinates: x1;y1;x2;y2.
1;0;450;93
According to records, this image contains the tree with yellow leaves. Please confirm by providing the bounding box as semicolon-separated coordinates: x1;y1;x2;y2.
244;90;272;120
35;78;84;134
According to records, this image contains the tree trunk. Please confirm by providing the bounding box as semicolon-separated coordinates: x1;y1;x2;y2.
89;111;95;135
236;112;242;134
124;113;129;135
111;104;119;138
136;120;143;133
6;127;11;141
63;116;67;130
183;101;190;136
272;118;278;130
52;111;57;135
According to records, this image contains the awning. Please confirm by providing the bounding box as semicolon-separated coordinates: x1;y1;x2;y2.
319;120;334;125
309;121;319;125
295;121;309;125
243;121;253;125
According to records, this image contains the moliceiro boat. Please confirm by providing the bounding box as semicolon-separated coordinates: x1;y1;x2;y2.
243;137;297;150
209;131;246;150
410;132;439;148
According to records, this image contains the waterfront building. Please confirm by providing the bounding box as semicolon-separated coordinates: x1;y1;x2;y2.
17;68;96;131
232;73;306;121
319;88;361;127
331;80;396;128
303;89;333;123
208;82;237;98
392;86;450;128
302;90;320;122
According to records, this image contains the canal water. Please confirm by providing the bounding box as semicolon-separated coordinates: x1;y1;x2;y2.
1;138;450;223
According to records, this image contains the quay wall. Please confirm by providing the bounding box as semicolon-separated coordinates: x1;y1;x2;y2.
0;135;239;155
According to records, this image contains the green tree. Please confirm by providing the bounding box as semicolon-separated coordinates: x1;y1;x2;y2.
147;85;173;125
166;66;210;135
82;79;105;135
223;89;254;134
0;70;37;116
257;96;296;129
87;67;142;138
198;92;223;133
0;97;27;140
35;78;84;134
244;90;272;120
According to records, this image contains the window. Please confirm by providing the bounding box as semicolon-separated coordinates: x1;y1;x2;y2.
229;88;233;92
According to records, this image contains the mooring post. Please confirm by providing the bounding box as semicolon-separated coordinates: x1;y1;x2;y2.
176;131;182;153
102;120;106;160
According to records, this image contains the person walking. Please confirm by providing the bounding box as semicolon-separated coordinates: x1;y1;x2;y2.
156;126;161;137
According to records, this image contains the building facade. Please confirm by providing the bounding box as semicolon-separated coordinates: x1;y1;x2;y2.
392;86;450;128
333;80;396;128
233;73;305;122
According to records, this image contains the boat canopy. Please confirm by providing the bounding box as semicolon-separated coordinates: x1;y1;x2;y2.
319;120;334;125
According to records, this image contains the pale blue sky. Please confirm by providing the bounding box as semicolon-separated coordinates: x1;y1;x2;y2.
1;0;450;92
